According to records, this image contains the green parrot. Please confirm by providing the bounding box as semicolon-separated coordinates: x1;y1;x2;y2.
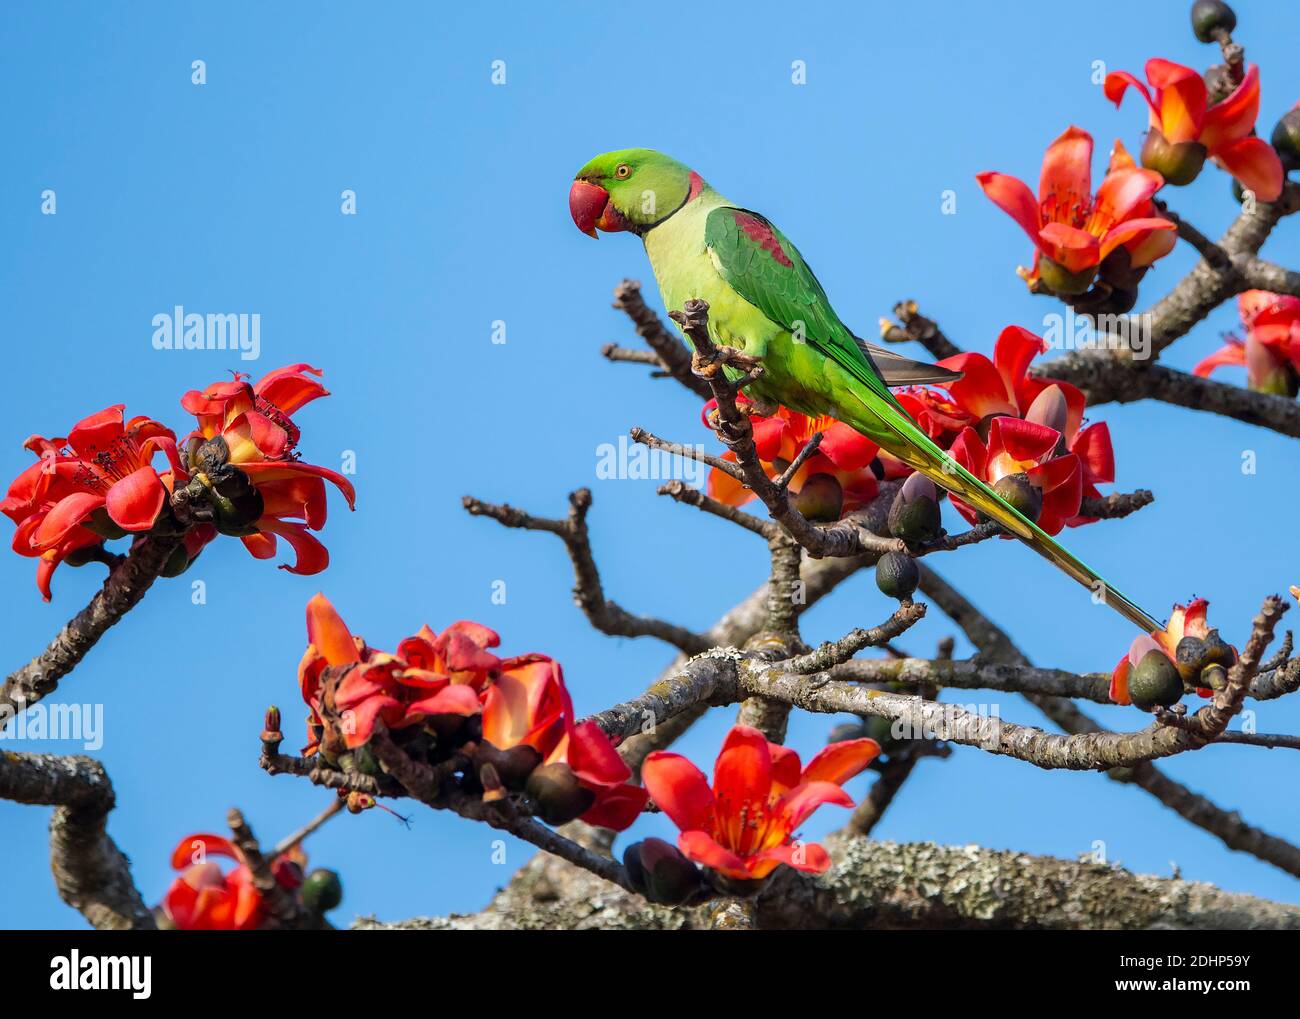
569;148;1160;632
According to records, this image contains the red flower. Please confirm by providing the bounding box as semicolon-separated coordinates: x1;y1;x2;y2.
704;397;880;515
1;405;185;599
181;364;355;576
161;832;302;931
948;417;1083;536
978;126;1174;294
1194;290;1300;395
1110;599;1219;705
641;725;879;882
1105;59;1283;201
480;654;648;831
299;594;489;753
904;326;1115;528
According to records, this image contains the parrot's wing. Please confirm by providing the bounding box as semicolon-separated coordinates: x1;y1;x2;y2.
704;207;908;410
855;339;963;387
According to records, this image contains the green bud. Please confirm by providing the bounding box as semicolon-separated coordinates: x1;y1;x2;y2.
159;541;194;578
62;544;107;568
1141;128;1208;187
82;507;129;542
525;762;595;826
340;743;382;777
875;551;919;601
1191;0;1236;43
888;473;942;543
993;473;1043;523
1129;650;1184;709
1037;255;1096;297
794;473;843;522
300;868;343;913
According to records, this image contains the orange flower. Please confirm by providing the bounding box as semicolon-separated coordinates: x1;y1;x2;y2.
480;655;648;831
978;126;1174;294
642;725;879;882
181;364;355;575
704;397;880;517
1110;599;1223;705
1194;291;1300;396
161;833;303;931
1105;59;1283;201
1;405;185;599
299;594;488;754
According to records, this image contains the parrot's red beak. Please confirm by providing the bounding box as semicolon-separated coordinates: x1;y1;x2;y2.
569;179;609;238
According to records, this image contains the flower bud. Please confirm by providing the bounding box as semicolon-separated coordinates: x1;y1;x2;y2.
340;744;382;777
62;544;107;568
475;742;543;791
875;551;919;601
159;541;196;578
1128;649;1183;709
794;473;843;522
1036;255;1096;297
1271;106;1300;172
261;705;283;744
887;473;942;543
625;838;702;906
300;868;343;913
1191;0;1236;43
525;762;595;825
993;472;1043;523
83;507;129;542
1140;128;1208;187
827;721;867;743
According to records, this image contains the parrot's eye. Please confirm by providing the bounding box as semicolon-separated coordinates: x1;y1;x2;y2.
614;163;632;179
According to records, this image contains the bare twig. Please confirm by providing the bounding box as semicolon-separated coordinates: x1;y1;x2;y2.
463;489;708;654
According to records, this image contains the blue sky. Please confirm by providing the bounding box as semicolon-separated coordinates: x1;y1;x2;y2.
2;0;1298;928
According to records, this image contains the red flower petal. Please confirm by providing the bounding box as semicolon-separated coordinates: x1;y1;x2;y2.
676;829;752;881
1039;125;1093;210
579;783;649;831
712;725;773;805
800;738;881;786
1213;136;1284;203
1199;64;1261;152
1145;57;1207;144
641;751;715;833
942;353;1016;419
757;840;833;875
305;593;361;666
104;466;165;532
777;779;854;831
976;171;1041;247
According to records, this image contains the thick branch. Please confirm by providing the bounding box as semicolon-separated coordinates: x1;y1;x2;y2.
0;752;153;930
1;532;182;718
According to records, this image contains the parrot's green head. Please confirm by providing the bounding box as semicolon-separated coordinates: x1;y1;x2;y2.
569;149;704;238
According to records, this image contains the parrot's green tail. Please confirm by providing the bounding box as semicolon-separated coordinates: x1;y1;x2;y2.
858;401;1161;634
